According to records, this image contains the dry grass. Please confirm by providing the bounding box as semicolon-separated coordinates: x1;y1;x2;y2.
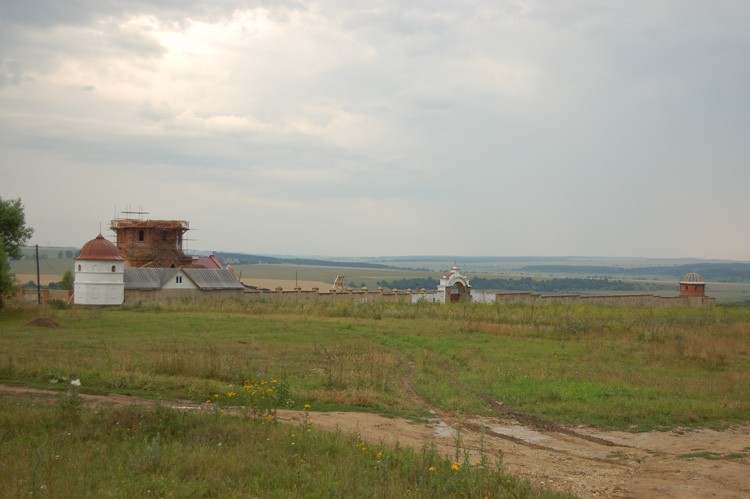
13;273;60;286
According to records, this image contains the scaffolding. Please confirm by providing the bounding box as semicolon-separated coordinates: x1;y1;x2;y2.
332;275;346;292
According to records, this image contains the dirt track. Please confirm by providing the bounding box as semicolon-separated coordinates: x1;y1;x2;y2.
2;384;748;498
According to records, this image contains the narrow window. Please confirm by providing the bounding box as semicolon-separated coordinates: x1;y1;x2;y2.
111;265;116;272
163;230;167;242
78;264;82;271
139;230;144;241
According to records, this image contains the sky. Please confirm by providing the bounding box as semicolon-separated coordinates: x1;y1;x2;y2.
1;0;749;260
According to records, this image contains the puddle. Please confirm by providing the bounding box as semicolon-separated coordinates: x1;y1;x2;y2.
491;425;551;443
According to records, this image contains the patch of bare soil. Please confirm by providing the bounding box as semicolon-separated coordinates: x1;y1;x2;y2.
24;317;63;328
1;384;748;498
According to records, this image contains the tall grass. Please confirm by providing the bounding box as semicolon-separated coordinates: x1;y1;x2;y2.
1;301;749;430
0;391;571;498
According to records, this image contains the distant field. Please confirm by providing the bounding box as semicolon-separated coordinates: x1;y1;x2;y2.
239;278;332;291
2;301;749;431
230;263;435;290
14;274;62;286
9;256;75;278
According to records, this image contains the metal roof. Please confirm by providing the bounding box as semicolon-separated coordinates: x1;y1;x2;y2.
123;267;242;290
124;268;179;289
183;268;244;290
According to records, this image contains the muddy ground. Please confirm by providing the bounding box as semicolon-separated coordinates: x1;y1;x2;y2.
1;384;748;498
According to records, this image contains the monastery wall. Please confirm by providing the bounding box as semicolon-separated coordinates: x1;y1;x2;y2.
494;292;715;308
116;288;715;308
17;287;72;304
242;289;413;304
124;288;244;304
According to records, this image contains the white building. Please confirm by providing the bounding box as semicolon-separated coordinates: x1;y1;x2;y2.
73;234;125;305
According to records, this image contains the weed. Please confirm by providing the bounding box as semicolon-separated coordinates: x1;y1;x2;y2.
676;451;723;460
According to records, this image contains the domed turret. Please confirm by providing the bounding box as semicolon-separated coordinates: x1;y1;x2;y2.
679;272;706;297
74;234;125;305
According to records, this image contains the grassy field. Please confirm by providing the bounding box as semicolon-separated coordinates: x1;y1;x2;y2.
0;303;644;497
1;301;749;496
1;301;748;428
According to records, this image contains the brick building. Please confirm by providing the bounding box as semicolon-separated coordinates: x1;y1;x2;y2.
110;218;192;268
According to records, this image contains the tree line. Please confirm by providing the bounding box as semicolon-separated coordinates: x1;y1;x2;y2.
377;276;652;293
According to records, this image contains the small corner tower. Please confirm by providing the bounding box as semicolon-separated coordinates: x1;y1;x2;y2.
74;234;125;305
679;272;706;297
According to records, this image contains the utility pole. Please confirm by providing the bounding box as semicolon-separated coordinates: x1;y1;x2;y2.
36;244;41;305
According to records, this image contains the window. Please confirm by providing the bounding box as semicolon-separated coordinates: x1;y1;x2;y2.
78;264;81;271
111;265;116;272
176;275;182;284
139;230;144;241
163;230;167;242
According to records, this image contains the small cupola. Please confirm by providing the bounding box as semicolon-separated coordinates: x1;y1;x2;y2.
75;234;124;261
679;272;706;297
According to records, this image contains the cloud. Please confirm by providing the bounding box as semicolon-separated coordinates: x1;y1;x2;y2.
0;58;23;88
1;0;749;259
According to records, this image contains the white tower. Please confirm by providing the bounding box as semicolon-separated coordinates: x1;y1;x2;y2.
73;234;125;305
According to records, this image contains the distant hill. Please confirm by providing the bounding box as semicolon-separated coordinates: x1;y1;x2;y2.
519;263;750;283
212;252;411;271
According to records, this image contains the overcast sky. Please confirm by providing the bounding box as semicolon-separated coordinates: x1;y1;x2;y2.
2;1;748;260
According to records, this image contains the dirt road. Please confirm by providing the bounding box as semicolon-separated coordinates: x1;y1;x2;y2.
2;384;748;498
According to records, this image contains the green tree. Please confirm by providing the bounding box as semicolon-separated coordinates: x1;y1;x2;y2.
0;241;14;308
0;197;34;308
0;197;34;260
61;270;74;291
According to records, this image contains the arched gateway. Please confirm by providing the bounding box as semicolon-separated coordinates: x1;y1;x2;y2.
437;266;472;303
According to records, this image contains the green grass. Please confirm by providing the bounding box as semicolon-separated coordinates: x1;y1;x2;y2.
1;391;570;498
2;300;750;496
2;301;749;431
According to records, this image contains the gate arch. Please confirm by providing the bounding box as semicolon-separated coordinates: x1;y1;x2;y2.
437;267;471;303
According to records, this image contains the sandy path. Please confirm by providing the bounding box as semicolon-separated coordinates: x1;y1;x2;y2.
2;384;748;498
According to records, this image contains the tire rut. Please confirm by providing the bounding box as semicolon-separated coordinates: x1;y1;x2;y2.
401;360;634;463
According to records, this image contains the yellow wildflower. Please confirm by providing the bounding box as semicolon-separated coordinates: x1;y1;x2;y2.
451;463;460;471
428;467;435;472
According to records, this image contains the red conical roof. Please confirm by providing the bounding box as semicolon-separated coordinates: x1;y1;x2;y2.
74;234;124;261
